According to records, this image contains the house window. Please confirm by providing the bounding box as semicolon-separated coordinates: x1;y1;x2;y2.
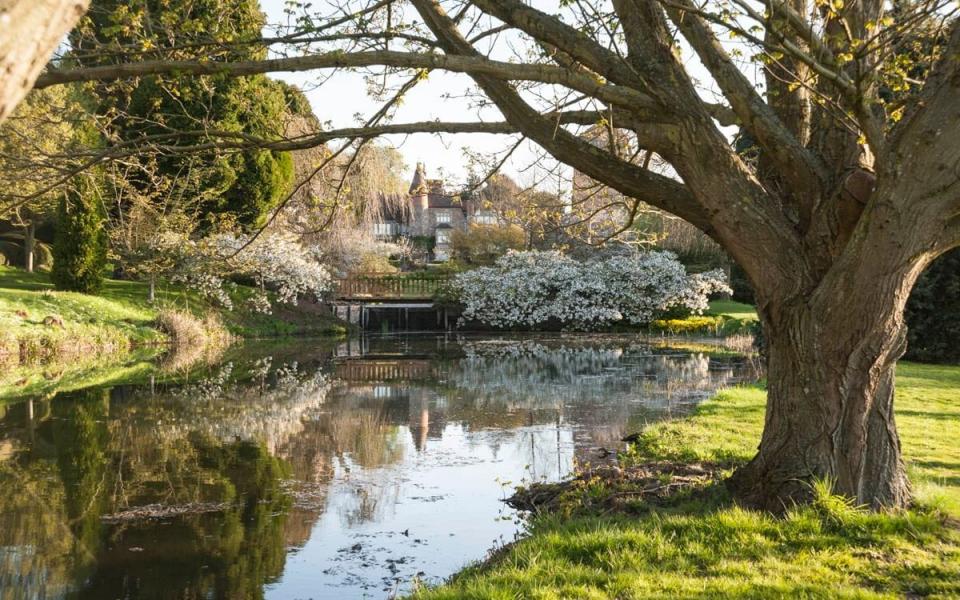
474;212;497;225
436;230;450;244
435;211;451;224
373;222;395;236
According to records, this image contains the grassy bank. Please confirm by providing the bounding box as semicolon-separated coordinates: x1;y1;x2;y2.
0;266;347;363
414;363;960;599
647;299;759;336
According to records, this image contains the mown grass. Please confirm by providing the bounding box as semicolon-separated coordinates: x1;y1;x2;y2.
706;299;759;321
647;300;759;336
412;363;960;599
0;266;347;363
895;363;960;516
0;267;168;360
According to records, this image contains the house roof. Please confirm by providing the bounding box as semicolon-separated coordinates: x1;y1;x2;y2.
428;192;461;208
409;163;465;210
409;162;427;194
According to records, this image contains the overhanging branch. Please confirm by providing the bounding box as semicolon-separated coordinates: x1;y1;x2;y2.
471;0;651;92
410;0;713;234
35;49;657;112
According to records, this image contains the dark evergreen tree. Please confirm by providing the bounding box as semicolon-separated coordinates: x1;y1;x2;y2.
905;249;960;364
52;177;108;293
71;0;295;228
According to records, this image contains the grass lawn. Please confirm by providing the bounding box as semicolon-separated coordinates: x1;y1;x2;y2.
413;363;960;599
0;266;347;363
646;299;758;336
0;266;168;359
706;299;759;321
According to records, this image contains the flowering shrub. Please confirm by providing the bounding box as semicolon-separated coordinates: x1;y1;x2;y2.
213;232;332;311
452;250;730;329
147;230;332;312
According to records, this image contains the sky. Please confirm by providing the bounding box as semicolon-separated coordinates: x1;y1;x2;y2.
260;0;543;187
257;0;745;189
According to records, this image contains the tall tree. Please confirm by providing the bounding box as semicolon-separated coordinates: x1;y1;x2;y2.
27;0;960;509
70;0;294;228
52;174;108;293
0;86;88;271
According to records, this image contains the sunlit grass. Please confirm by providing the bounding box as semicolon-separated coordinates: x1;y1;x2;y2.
895;362;960;516
0;266;347;363
706;299;759;321
413;363;960;599
0;267;169;360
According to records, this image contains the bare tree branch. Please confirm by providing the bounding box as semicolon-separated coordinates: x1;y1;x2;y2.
664;0;828;198
411;0;713;234
36;49;658;112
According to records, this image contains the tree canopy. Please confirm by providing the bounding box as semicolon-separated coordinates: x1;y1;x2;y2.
70;0;296;228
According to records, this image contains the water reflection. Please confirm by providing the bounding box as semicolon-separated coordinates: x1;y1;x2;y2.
0;334;757;599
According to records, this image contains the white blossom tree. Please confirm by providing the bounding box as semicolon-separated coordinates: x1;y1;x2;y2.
453;250;730;329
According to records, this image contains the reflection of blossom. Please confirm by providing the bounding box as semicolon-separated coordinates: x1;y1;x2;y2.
153;363;332;452
446;339;743;412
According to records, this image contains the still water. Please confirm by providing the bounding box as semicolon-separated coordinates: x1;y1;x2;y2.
0;334;757;599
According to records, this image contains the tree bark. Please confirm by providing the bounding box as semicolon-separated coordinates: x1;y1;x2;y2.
729;201;934;511
729;302;910;511
0;0;89;123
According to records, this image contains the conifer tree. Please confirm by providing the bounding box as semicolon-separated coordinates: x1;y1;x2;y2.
52;176;108;293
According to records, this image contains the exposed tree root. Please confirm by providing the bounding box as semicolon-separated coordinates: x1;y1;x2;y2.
506;461;724;515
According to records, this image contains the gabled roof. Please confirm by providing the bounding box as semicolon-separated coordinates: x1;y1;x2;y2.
409;163;465;211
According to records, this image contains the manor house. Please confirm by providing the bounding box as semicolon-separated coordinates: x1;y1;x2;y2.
373;163;499;261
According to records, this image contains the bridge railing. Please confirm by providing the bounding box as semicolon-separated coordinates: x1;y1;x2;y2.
334;272;452;299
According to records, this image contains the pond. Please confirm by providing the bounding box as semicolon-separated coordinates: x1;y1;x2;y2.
0;333;759;599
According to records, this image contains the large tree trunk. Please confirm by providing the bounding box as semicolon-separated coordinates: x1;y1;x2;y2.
0;0;89;123
729;301;910;511
729;199;936;511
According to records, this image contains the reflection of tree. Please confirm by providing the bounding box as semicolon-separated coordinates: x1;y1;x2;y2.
52;388;109;577
0;376;300;599
0;404;75;600
276;402;405;529
75;437;291;600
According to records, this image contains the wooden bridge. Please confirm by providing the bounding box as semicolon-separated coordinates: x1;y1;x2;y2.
333;272;451;301
331;272;456;330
